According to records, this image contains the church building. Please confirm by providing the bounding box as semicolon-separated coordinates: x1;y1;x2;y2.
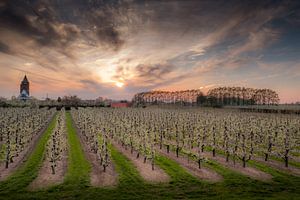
19;75;30;101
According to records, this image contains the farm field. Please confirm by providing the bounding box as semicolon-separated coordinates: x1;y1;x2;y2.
2;1;300;199
0;107;300;200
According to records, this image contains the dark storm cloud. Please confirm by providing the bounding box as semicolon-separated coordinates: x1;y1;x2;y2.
0;41;10;54
81;1;128;50
132;0;279;31
0;0;131;51
132;0;299;50
1;0;297;55
0;0;77;48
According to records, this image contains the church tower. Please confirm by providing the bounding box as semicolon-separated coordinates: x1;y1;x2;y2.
20;75;30;100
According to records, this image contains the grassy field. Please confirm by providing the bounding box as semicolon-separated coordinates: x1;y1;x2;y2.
0;111;299;199
63;112;91;188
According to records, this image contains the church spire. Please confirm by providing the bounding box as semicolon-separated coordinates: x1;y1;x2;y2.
20;75;30;100
22;75;29;83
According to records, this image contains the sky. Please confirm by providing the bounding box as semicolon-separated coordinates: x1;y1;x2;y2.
0;0;299;103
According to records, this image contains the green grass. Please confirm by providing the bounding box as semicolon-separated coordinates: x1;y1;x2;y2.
110;144;143;186
62;112;91;189
0;112;300;199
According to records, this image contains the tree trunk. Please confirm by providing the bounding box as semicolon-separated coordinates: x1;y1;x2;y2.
176;147;179;158
226;152;229;162
136;152;140;159
242;156;246;168
160;135;162;149
285;156;288;168
233;155;236;166
212;149;216;157
198;159;201;169
167;145;170;153
51;165;55;174
144;156;147;163
103;165;106;172
265;153;268;161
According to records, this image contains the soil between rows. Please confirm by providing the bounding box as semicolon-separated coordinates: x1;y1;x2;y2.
157;147;223;182
254;156;300;177
194;149;273;181
111;141;170;183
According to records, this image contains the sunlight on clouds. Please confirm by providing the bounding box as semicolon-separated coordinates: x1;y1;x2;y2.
0;0;299;102
97;64;118;83
115;81;124;88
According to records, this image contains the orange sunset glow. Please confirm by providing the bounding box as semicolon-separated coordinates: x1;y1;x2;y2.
0;1;299;103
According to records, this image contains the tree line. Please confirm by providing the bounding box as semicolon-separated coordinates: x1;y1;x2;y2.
203;87;280;106
132;90;203;106
132;87;280;107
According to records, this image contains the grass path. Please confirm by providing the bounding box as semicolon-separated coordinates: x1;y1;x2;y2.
110;145;143;186
62;112;91;189
0;113;57;193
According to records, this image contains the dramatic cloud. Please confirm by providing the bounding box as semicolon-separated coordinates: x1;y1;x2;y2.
0;0;299;102
0;41;10;54
0;0;131;49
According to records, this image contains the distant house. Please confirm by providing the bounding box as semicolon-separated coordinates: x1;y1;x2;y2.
111;102;131;108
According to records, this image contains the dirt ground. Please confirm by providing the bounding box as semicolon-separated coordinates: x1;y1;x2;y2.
83;142;118;187
0;114;55;181
194;149;273;181
112;141;170;183
75;123;118;187
291;156;300;163
28;149;68;190
157;147;222;182
254;156;300;177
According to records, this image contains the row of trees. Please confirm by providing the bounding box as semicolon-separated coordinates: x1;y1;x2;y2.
72;108;299;169
0;95;112;108
0;108;55;169
46;109;67;174
71;109;111;172
71;108;157;171
132;90;204;106
205;87;280;106
132;87;280;107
